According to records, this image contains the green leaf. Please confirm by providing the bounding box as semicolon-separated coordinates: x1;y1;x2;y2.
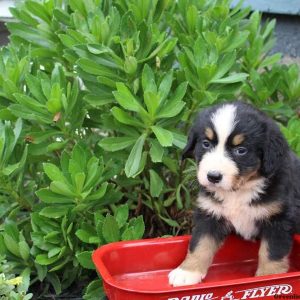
102;215;120;243
149;169;164;197
212;52;236;81
157;37;178;58
48;247;61;258
53;8;71;25
9;7;39;26
9;104;52;124
47;83;62;113
121;227;135;240
41;78;51;99
159;215;180;227
18;240;30;261
3;221;19;241
158;70;173;101
224;31;249;53
144;91;160;117
39;206;72;218
157;101;185;119
142;64;157;93
211;73;248;84
85;182;108;201
13;93;47;113
25;0;51;23
115;204;129;228
43;163;66;183
8;23;56;48
151;126;173;147
98;136;137;152
149;140;164;162
44;231;61;244
35;253;60;265
0;235;5;255
131;216;145;239
111;107;145;128
25;74;46;103
77;58;119;78
260;53;281;68
113;82;144;112
36;188;73;204
84;94;115;107
172;132;187;149
47;273;62;295
84;157;101;190
133;151;147;177
47;140;69;152
2;162;20;176
125;134;146;177
3;233;20;257
84;279;103;300
35;264;47;281
71;143;87;172
76;251;95;269
18;267;31;294
156;82;187;118
124;56;137;74
76;229;99;244
186;5;198;32
75;172;86;193
50;181;75;197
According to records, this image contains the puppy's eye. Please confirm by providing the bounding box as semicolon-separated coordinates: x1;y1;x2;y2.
234;147;248;156
202;140;212;149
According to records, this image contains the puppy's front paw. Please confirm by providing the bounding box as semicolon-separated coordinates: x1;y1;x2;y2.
168;267;205;287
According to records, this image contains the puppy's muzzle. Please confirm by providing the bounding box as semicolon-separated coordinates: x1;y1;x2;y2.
207;171;223;184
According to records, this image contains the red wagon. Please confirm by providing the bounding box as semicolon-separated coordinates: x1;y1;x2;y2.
92;235;300;300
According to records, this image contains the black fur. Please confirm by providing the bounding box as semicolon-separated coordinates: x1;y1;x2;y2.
189;209;230;252
186;101;300;264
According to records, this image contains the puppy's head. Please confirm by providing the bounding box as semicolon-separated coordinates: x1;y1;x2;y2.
183;102;288;192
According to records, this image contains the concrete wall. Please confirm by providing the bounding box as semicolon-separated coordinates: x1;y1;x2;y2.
231;0;300;15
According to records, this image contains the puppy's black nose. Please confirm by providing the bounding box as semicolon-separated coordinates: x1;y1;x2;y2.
207;171;223;184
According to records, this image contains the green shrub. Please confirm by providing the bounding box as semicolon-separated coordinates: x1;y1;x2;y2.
0;254;33;300
0;0;299;298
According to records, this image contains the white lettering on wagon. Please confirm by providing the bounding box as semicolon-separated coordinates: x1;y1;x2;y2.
168;293;215;300
236;284;293;299
168;284;293;300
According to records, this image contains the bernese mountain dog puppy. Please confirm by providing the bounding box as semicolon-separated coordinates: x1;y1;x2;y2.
169;101;300;287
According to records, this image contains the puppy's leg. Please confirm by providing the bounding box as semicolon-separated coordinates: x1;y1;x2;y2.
169;210;228;286
168;235;221;286
256;223;293;276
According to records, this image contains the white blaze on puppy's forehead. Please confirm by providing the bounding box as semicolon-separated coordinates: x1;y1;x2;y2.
211;104;237;144
198;104;239;190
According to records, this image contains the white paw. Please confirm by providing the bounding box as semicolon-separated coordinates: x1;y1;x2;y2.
168;267;205;287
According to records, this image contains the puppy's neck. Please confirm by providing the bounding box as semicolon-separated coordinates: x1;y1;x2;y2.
205;177;267;203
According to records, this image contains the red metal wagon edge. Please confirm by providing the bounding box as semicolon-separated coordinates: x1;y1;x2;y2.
92;234;300;295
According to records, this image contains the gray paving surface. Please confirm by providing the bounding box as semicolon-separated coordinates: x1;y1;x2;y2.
0;22;8;46
265;13;300;58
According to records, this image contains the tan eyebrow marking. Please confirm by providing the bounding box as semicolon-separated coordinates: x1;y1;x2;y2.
232;134;245;146
205;127;214;140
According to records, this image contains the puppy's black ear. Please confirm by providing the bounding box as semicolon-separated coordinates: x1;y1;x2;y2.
261;121;289;178
182;128;197;160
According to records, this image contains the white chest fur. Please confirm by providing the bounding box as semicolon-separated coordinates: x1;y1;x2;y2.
197;179;280;240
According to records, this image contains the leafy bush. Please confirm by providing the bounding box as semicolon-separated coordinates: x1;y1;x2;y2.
0;0;299;298
0;254;32;300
